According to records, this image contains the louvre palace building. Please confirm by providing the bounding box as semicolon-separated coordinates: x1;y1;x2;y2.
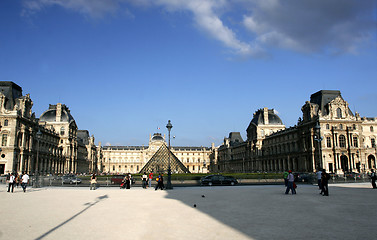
210;90;377;174
2;81;376;176
0;81;97;175
99;133;213;174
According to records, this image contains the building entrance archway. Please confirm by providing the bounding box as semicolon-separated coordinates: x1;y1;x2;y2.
340;155;349;173
368;155;376;169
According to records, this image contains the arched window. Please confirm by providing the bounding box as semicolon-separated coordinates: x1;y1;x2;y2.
2;134;8;146
336;108;342;118
372;138;376;148
339;135;346;148
60;127;65;136
371;126;374;132
326;137;332;148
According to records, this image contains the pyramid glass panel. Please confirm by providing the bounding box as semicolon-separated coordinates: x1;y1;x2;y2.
140;144;190;174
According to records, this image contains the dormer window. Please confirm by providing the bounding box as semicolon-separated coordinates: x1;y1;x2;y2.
336;108;342;118
60;127;65;136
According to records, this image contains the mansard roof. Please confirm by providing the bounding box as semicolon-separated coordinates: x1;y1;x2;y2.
77;130;90;145
250;108;283;126
310;90;354;116
0;81;23;110
40;104;75;123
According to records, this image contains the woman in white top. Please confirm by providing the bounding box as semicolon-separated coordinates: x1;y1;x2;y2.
7;173;15;193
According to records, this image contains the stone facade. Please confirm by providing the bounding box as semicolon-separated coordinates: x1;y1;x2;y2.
210;90;377;174
100;133;212;174
0;81;97;175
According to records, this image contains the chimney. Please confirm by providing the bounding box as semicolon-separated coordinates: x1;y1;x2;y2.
56;103;62;122
263;107;269;125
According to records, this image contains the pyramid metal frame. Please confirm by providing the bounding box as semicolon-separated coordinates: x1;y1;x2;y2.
139;143;190;174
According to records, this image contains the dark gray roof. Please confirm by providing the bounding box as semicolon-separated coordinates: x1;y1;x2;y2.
228;132;244;146
310;90;341;108
0;81;23;110
40;104;75;123
251;109;283;125
310;90;354;116
77;130;90;145
151;133;164;142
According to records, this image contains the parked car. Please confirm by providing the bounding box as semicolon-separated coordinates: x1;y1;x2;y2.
345;172;361;179
294;173;311;182
111;175;125;184
61;175;81;184
200;175;238;186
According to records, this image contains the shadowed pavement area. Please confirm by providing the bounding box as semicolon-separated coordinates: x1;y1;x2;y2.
0;183;375;240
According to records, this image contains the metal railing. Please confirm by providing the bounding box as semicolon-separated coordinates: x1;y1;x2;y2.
0;173;374;188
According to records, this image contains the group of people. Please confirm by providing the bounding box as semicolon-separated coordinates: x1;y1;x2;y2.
284;169;330;196
118;172;164;190
6;172;29;193
316;169;330;196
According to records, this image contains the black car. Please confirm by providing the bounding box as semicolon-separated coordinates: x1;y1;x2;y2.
200;175;238;186
294;173;311;182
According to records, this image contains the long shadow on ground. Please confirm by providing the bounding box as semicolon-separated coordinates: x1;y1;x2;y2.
34;195;109;240
164;184;376;240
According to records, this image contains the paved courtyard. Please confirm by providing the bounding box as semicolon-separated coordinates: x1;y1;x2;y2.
0;183;376;240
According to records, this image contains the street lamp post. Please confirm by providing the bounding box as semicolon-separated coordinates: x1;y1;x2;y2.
314;122;324;170
166;120;173;190
33;129;42;188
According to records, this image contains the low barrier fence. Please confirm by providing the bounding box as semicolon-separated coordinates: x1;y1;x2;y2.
0;173;373;188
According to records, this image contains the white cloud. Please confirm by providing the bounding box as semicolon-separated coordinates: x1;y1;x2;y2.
21;0;376;58
242;0;376;54
22;0;121;18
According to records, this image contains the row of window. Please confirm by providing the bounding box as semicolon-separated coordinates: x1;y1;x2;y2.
106;165;202;172
104;157;203;163
326;135;376;148
325;123;374;133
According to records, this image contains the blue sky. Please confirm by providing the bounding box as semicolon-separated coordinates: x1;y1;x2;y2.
1;0;376;147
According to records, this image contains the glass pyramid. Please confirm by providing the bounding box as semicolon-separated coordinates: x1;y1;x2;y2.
140;143;190;174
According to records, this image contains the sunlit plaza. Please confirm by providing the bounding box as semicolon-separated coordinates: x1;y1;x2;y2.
1;183;376;240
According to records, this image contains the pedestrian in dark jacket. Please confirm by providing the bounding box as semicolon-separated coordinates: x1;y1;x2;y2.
321;169;330;196
370;169;376;189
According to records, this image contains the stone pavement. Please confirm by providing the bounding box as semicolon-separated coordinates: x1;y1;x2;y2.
0;183;376;240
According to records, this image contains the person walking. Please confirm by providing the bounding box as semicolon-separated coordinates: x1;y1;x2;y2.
7;172;15;193
155;174;164;190
125;174;131;189
160;174;164;190
148;172;153;188
142;172;147;189
15;173;20;188
370;169;376;189
321;169;330;196
285;170;296;195
128;173;132;189
90;173;97;190
316;168;323;190
283;171;289;187
21;172;29;193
